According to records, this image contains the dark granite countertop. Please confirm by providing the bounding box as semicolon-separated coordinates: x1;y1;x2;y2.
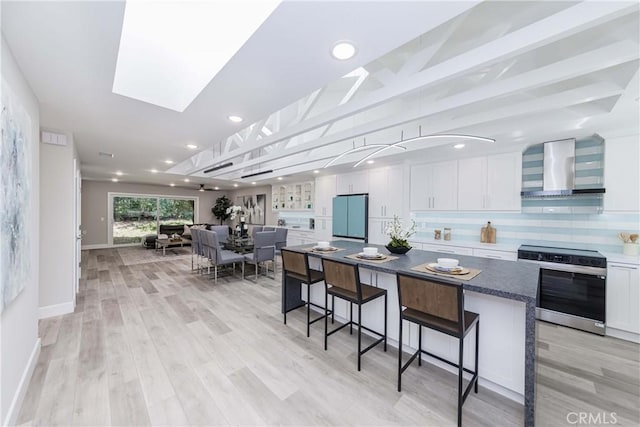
287;239;539;304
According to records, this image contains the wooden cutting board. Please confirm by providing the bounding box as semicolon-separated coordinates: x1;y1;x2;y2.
480;222;496;243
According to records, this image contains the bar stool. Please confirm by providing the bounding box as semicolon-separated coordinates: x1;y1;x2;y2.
281;249;330;337
321;258;387;371
396;271;479;427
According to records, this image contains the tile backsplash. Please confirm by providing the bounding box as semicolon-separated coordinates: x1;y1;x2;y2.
410;211;640;254
277;211;315;229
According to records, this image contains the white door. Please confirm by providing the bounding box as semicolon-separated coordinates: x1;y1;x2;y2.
73;159;81;299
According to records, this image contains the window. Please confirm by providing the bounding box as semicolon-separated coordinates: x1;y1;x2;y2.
109;193;197;245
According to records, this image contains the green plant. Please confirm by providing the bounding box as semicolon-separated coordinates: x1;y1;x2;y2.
386;215;416;248
212;195;232;224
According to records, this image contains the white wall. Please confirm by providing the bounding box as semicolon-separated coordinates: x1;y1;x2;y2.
0;36;41;426
39;131;77;316
81;180;228;247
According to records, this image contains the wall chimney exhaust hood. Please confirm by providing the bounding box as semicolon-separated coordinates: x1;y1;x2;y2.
521;138;606;198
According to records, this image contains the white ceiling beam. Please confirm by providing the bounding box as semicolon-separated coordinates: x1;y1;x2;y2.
186;1;637;175
201;39;637;178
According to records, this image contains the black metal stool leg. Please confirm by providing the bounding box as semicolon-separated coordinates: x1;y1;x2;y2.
331;295;335;323
350;302;353;335
324;290;328;351
384;293;387;351
418;325;422;366
357;303;362;371
458;336;464;427
398;317;403;392
475;320;480;393
306;283;311;337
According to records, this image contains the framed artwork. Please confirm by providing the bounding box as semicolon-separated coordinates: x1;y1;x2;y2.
1;79;32;314
241;194;265;225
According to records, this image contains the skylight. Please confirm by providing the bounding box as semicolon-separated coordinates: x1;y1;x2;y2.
112;0;281;112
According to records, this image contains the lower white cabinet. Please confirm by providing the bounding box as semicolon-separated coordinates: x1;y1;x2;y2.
473;248;517;261
287;230;316;246
422;243;473;256
606;262;640;338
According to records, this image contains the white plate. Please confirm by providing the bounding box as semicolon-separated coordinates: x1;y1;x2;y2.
432;263;463;272
313;246;336;251
357;252;386;260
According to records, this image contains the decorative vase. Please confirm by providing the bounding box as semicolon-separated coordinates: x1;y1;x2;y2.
623;243;638;256
386;245;411;255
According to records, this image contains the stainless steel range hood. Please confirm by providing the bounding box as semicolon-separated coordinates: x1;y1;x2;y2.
521;138;606;198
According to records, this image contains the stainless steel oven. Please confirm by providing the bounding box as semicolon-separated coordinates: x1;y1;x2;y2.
518;245;607;335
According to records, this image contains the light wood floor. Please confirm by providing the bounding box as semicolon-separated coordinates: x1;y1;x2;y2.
17;247;640;426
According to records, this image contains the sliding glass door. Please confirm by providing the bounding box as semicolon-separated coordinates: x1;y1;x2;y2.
110;193;197;246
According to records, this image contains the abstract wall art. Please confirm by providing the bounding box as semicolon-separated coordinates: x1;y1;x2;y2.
1;79;32;314
241;194;266;225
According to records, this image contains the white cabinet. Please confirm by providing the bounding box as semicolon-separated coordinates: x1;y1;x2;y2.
458;152;521;211
473;248;517;261
369;218;394;245
315;218;333;241
422;243;473;256
604;135;640;212
369;166;403;218
272;181;314;211
315;175;336;217
606;262;640;337
287;229;316;247
410;161;458;211
336;171;369;195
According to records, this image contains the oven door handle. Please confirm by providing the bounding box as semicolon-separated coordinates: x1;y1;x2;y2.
518;258;606;276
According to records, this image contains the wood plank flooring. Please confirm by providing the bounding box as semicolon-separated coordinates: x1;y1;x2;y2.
16;247;640;426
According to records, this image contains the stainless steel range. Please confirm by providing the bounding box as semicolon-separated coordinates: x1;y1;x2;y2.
517;245;607;335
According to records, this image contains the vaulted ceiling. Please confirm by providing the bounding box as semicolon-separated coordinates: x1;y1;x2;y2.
2;1;639;189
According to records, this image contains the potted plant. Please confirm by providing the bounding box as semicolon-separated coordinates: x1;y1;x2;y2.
385;215;416;254
212;195;232;224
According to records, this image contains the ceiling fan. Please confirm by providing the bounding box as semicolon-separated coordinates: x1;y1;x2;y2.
198;184;219;192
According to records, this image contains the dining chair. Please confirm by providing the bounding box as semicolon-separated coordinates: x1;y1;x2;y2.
210;225;229;248
190;227;203;272
243;231;276;281
396;271;479;427
202;230;245;283
274;227;288;272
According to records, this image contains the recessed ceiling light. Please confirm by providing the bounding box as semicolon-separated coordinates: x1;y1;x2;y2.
112;1;281;112
150;169;158;173
170;183;175;187
214;186;219;190
313;170;319;174
99;151;115;158
186;144;198;150
454;143;465;149
366;160;375;164
111;178;119;182
251;181;256;185
184;178;190;182
165;159;174;164
331;41;356;60
115;171;123;176
228;115;243;123
233;183;239;187
277;177;283;180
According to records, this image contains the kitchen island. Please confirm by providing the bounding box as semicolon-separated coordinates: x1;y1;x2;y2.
281;240;539;427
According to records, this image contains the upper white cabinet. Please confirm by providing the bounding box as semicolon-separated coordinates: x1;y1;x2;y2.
315;175;336;217
458;152;522;211
369;166;403;218
604;135;640;212
336;170;369;195
410;161;458;211
606;262;640;336
272;181;314;211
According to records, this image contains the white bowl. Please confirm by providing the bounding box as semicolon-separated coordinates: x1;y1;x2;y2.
363;247;378;256
437;258;459;268
317;241;330;248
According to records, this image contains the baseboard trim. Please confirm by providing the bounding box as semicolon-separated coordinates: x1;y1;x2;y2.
81;243;111;250
3;338;41;427
39;301;74;319
606;327;640;344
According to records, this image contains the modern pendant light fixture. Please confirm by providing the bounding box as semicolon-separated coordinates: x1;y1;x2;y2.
352;127;495;167
323;139;406;169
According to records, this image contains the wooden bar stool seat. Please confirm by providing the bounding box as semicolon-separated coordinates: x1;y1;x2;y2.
322;258;387;371
396;271;479;427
